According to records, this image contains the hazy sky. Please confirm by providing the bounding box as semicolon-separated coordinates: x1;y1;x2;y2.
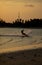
0;0;42;22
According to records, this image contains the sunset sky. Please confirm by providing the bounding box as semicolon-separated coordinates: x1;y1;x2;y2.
0;0;42;22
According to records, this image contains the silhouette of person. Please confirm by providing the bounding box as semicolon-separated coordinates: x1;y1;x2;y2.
21;29;24;34
21;29;29;37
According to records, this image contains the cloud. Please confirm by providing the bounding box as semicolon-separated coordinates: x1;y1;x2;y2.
24;4;34;7
0;0;42;2
23;0;42;3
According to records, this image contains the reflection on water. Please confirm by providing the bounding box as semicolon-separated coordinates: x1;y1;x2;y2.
0;28;42;49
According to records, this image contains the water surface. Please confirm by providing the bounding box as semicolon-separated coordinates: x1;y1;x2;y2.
0;28;42;49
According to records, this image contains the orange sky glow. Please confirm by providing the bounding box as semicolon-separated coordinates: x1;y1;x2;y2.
0;0;42;22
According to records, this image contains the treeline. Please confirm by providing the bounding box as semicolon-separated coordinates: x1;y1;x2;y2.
0;18;42;28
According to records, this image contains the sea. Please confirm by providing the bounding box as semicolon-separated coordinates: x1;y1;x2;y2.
0;28;42;49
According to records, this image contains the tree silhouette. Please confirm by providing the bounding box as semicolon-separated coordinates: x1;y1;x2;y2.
0;18;42;28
